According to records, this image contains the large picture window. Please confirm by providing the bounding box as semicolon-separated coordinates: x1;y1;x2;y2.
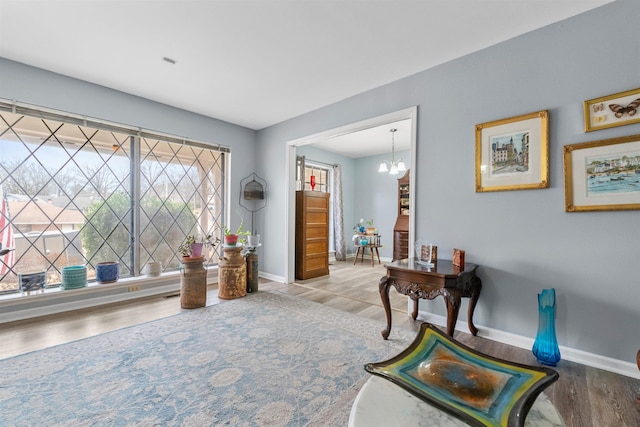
0;105;226;295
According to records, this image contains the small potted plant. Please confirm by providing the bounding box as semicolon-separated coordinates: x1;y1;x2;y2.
223;215;250;246
353;218;375;235
178;234;220;258
365;218;375;235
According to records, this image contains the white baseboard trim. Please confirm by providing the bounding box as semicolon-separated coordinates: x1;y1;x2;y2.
258;271;285;283
415;308;640;379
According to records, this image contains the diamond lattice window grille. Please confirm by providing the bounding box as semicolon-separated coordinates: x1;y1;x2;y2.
0;108;226;295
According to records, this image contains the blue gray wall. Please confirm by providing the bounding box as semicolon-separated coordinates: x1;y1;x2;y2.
256;0;639;363
296;145;410;259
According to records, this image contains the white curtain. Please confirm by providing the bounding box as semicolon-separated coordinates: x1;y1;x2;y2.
332;164;346;261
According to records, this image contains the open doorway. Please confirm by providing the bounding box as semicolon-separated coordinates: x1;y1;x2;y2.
284;107;417;283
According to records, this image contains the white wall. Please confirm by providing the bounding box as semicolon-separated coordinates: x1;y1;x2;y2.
256;0;640;364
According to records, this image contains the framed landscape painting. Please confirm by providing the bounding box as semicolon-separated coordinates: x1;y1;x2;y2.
563;134;640;212
475;110;549;192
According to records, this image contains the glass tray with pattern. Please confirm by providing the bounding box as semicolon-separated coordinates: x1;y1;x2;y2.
365;323;559;427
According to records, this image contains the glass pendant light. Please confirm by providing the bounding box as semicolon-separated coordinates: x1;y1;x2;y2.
378;128;405;175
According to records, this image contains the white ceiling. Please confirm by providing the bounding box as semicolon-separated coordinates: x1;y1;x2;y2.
312;118;413;158
0;0;613;156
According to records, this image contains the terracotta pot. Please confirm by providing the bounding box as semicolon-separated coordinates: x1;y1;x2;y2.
224;234;239;246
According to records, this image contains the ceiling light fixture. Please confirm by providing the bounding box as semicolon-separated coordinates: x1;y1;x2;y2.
378;128;406;175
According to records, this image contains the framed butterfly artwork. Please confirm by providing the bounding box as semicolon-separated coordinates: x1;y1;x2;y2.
584;87;640;132
475;110;549;192
563;134;640;212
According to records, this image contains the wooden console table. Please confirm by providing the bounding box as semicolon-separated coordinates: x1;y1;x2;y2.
379;258;482;339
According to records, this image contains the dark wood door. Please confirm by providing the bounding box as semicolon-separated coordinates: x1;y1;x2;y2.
295;191;330;280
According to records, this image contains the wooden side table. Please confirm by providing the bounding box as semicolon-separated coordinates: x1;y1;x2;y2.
353;235;382;266
353;243;382;266
379;258;481;339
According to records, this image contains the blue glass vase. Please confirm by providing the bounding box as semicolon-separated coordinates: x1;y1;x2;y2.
532;288;561;366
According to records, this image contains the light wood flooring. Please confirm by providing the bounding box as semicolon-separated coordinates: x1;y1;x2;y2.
1;260;638;426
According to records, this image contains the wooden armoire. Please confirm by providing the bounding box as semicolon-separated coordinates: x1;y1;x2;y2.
393;170;410;261
295;190;330;280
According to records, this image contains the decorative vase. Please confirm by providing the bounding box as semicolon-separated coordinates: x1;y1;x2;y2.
532;288;561;366
246;251;259;293
180;257;206;309
224;234;239;246
144;261;162;277
95;261;119;284
218;246;246;300
190;242;203;257
61;265;87;290
247;234;260;246
310;175;316;190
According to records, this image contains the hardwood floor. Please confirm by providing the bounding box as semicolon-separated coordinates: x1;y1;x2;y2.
1;260;638;426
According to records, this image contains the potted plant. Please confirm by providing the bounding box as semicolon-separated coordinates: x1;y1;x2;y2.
353;218;375;235
223;215;250;246
365;218;376;235
178;234;220;258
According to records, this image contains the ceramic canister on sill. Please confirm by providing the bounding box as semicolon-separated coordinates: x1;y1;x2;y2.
61;265;87;290
144;261;162;277
96;261;119;284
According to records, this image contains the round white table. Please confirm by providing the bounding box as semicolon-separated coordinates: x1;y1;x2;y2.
349;375;565;427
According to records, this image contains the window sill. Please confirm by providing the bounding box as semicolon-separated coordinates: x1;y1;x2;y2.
0;267;219;324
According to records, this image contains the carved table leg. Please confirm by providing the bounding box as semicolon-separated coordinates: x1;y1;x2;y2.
411;298;419;320
467;276;482;336
379;276;393;340
444;294;462;337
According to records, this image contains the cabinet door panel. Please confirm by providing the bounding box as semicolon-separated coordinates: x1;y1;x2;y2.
296;191;330;280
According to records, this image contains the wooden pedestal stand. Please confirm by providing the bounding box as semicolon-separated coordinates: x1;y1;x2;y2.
180;256;207;309
246;251;259;293
218;246;246;300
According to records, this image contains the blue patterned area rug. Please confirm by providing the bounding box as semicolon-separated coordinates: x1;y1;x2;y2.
0;291;414;426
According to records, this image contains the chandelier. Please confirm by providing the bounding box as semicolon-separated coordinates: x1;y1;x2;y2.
378;128;406;175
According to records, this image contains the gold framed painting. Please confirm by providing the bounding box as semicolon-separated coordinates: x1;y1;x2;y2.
563;134;640;212
475;110;549;192
584;87;640;132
